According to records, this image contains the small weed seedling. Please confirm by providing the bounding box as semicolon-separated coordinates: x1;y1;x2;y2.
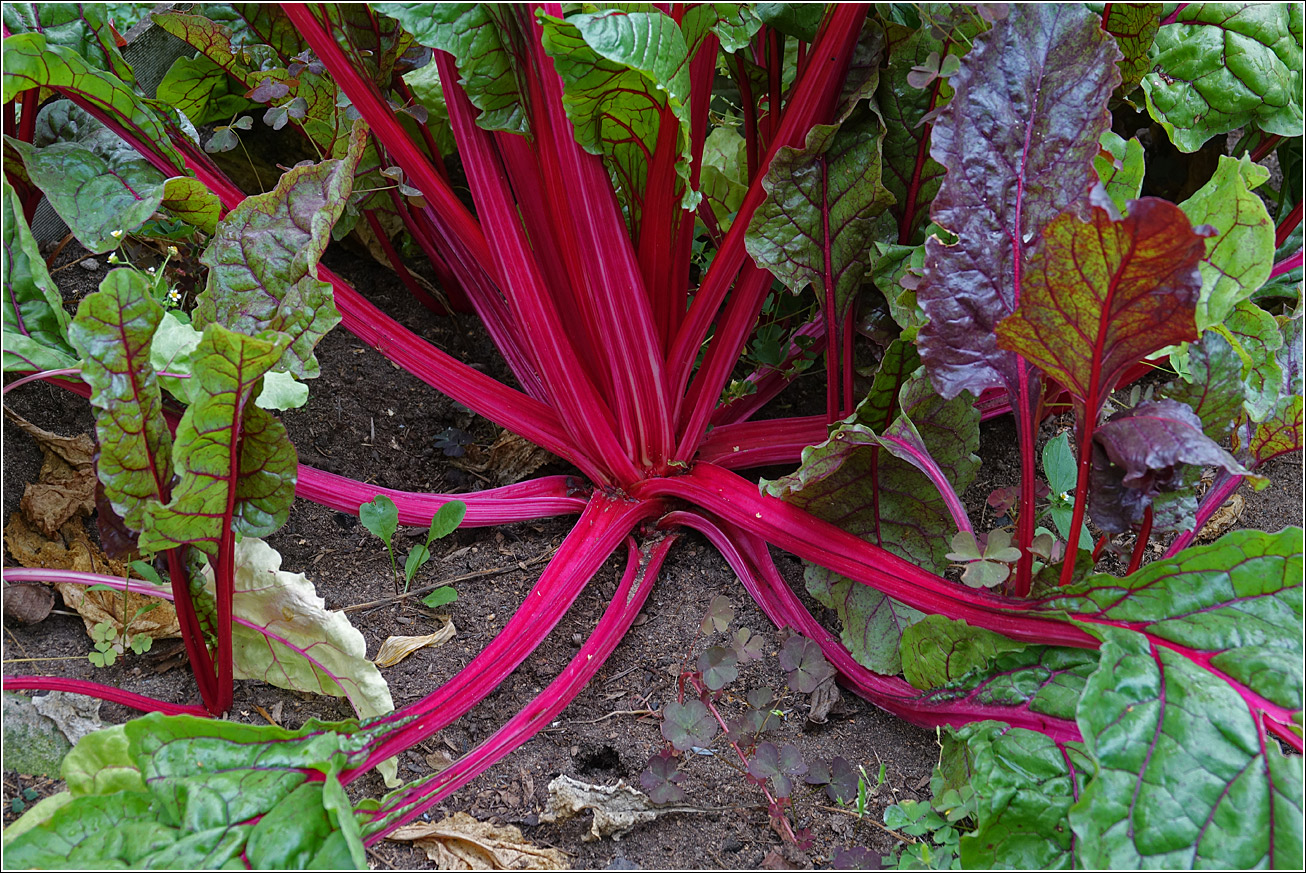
359;496;467;596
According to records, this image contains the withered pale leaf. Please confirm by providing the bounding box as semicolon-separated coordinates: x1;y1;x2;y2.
374;615;457;667
389;811;567;870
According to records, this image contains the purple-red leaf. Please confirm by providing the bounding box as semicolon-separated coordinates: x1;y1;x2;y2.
1089;399;1259;534
917;4;1121;399
995;198;1208;417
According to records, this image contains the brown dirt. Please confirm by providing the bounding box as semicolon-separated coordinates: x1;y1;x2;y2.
3;242;1302;869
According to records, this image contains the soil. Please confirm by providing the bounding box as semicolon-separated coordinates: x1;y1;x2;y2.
3;241;1302;870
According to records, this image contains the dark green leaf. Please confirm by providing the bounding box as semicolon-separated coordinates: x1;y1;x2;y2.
358;496;398;548
900;616;1026;691
420;587;458;609
2;180;77;372
1094;130;1146;215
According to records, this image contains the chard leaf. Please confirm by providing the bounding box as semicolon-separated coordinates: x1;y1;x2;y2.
161;176;222;236
1;32;186;171
700;124;748;232
900;616;1026;691
1221;299;1285;422
9;103;170;253
220;538;395;728
539;8;694;216
1;3;136;84
138;325;295;555
754;3;823;42
156;51;258;128
67;270;172;534
1094;130;1146;215
765;371;978;673
746;102;894;328
1248;313;1304;464
196;129;365;379
1071;623;1303;868
385;3;529;135
1142;3;1303;153
3;713;372;870
856;337;921;434
917;5;1121;399
952;722;1093;870
1161;330;1244;444
996;198;1206;417
191;3;305;61
2;180;76;372
1180;155;1276;330
1088;399;1259;533
1101;2;1161;95
925;646;1099;723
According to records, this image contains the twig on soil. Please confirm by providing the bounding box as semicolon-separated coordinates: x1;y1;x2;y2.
5;626;31;659
817;804;918;843
565;708;655;725
48;252;101;275
3;656;90;663
341;547;558;613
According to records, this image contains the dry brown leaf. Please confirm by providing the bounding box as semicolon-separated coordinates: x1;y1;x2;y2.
4;406;97;537
1198;492;1245;541
3;582;55;625
4;513;180;640
539;775;701;841
389;811;567;870
453;430;555;485
374;615;457;667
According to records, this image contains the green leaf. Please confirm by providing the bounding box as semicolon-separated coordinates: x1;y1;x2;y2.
196;130;366;379
746;102;894;329
386;4;529;135
754;3;824;41
953;722;1093;870
1101;2;1161;95
931;646;1100;723
420;587;458;609
157;52;258;128
1248;312;1303;464
1180;155;1277;330
138;324;295;555
699;124;748;233
427;499;467;541
996;198;1207;417
161;176;222;236
1142;3;1303;153
403;543;430;585
1042;431;1077;497
1094;130;1146;215
1071;624;1303;867
358;496;398;549
540;8;695;217
1;32;186;170
1220;299;1287;423
2;3;136;84
68;269;173;534
6;714;370;869
1162;330;1245;444
2;180;76;372
900;616;1026;691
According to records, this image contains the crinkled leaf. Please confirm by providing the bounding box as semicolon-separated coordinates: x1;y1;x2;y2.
746;103;893;328
2;3;136;84
1070;623;1303;868
778;635;836;694
4;713;371;869
1;32;186;170
697;646;738;692
539;8;694;217
1101;3;1161;95
900;616;1026;691
753;3;823;41
925;646;1099;724
952;722;1092;870
1248;313;1304;464
2;180;76;372
161;176;222;236
9;102;172;254
386;4;529;135
1142;3;1303;153
68;269;172;534
1094;130;1146;216
196;131;365;378
157;52;258;128
700;124;748;232
661;699;716;751
766;369;977;673
1162;330;1245;445
138;324;294;555
1049;528;1303;715
1180;154;1276;330
1089;399;1259;533
918;4;1121;398
996;198;1206;417
1220;299;1286;422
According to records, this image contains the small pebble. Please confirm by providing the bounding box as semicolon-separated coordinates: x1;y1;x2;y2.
80;258;100;271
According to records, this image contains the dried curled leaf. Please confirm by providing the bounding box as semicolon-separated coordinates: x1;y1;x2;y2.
390;811;567;869
373;616;457;667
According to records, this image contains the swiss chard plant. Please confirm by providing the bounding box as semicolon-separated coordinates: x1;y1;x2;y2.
3;2;1302;868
